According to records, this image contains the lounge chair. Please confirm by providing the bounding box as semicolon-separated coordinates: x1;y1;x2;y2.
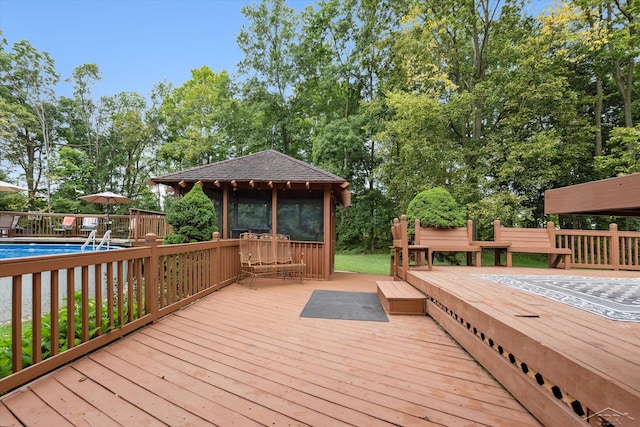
0;214;12;237
10;215;24;235
53;216;76;234
80;217;99;232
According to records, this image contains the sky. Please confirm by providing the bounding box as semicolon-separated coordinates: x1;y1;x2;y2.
0;0;314;100
0;0;550;101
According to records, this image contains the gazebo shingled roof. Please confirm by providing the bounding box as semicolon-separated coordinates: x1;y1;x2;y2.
149;150;350;206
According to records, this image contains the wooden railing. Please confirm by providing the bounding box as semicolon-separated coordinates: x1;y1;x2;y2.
555;223;640;270
0;233;239;394
1;209;170;240
128;208;172;241
0;235;322;394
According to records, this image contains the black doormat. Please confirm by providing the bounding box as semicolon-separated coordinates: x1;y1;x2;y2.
476;274;640;322
300;290;389;322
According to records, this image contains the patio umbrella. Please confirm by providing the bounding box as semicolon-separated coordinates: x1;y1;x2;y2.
0;180;28;193
79;191;132;227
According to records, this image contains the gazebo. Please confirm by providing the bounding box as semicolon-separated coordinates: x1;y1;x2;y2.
149;150;351;280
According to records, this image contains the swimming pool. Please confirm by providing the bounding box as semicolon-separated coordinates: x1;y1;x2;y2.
0;243;116;260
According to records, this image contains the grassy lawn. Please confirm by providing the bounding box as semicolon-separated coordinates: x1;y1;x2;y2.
335;252;391;275
335;250;548;274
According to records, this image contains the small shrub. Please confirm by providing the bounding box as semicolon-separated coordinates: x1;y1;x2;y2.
164;184;217;244
406;187;465;230
406;187;466;265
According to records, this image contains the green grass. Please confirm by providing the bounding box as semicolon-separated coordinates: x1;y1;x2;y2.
335;250;548;275
335;252;391;275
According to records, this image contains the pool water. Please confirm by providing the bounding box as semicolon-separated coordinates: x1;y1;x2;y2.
0;244;115;260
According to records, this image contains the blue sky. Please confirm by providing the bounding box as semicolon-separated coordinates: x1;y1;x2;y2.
0;0;314;99
0;0;549;101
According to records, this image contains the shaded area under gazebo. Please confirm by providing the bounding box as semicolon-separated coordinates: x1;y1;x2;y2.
149;150;351;280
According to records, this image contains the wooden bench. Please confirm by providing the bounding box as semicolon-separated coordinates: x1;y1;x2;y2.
493;220;572;269
376;281;426;315
414;219;482;268
391;215;431;280
238;233;305;288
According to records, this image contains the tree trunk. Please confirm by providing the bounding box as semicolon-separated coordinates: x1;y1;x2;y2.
594;77;603;156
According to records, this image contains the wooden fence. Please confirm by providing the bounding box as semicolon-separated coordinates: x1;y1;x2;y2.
556;223;640;270
1;209;171;241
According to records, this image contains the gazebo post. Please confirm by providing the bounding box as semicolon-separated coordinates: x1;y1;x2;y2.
323;186;331;280
271;187;278;236
222;186;229;239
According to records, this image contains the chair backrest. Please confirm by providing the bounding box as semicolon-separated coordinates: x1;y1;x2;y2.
82;217;99;229
61;216;76;229
239;232;261;266
257;233;277;265
494;220;556;250
276;234;293;264
0;214;12;229
415;219;474;249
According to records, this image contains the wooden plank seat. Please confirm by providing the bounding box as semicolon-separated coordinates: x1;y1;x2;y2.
238;232;305;288
376;280;426;315
493;220;572;269
413;218;482;268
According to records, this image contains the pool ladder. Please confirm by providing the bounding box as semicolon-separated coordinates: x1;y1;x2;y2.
81;230;112;251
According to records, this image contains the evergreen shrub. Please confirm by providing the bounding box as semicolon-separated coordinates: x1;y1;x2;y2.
164;184;217;244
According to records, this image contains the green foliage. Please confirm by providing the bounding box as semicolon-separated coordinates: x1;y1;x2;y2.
406;188;466;231
164;184;217;244
467;191;532;240
595;126;640;177
336;189;395;252
0;291;137;379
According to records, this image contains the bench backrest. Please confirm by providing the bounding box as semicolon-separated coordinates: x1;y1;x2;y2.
414;219;475;249
493;220;556;250
239;232;298;266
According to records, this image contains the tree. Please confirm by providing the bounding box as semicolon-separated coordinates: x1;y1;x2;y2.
164;184;217;244
158;67;241;170
0;39;59;210
237;0;305;156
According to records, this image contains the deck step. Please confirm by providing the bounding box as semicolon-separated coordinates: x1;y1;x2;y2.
376;280;426;315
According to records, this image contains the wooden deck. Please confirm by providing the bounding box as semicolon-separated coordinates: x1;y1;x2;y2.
0;272;540;426
407;266;640;427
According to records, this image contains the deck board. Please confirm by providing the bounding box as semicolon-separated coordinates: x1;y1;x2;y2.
0;272;540;426
408;266;640;426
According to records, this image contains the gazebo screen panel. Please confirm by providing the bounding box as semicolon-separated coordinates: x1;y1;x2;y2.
277;190;323;242
229;190;272;237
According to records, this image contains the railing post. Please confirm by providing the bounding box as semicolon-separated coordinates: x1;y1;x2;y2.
211;231;220;290
610;223;620;271
144;233;159;322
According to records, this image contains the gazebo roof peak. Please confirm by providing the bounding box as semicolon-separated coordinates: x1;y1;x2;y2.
150;149;348;185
